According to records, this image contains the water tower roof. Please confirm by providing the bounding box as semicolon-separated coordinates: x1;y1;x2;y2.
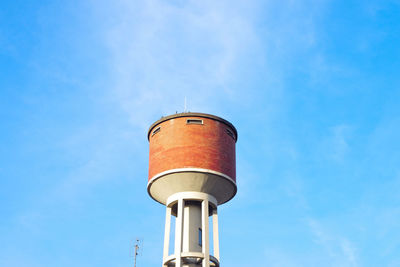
147;112;237;141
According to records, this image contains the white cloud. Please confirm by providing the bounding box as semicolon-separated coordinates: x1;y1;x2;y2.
316;124;353;163
307;218;359;267
330;124;353;161
95;0;261;129
264;247;299;267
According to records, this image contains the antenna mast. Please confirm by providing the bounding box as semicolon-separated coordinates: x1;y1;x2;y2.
134;239;140;267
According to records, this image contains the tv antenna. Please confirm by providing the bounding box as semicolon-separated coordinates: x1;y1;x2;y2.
131;239;141;267
184;96;187;112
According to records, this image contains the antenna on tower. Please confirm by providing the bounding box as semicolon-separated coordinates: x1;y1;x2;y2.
130;238;141;267
184;96;187;113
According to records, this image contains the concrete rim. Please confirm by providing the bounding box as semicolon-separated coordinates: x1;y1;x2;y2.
147;168;238;205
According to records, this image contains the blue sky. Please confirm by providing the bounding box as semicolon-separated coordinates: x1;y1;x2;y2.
1;0;400;266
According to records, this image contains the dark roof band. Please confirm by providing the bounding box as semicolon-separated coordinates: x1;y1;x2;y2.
147;112;238;142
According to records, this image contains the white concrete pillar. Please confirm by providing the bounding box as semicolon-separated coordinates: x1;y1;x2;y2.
212;208;219;261
175;199;184;267
201;200;210;267
163;206;172;266
183;202;202;253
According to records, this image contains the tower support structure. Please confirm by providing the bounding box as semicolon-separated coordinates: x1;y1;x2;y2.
162;192;219;267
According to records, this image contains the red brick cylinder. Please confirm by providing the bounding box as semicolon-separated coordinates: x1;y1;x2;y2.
147;113;237;205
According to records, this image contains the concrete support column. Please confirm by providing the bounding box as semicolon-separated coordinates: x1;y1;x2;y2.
163;206;172;267
212;208;219;261
201;200;210;267
175;198;184;267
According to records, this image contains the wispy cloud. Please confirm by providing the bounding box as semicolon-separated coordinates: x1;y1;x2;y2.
307;218;359;267
93;0;262;129
328;124;353;162
264;247;299;267
315;124;354;163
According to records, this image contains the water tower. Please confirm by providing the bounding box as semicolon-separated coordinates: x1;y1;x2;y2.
147;112;237;267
